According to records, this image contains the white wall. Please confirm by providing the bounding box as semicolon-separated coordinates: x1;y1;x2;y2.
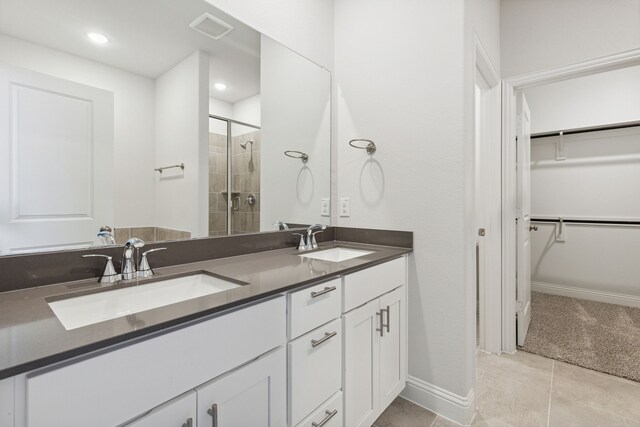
204;0;334;71
209;97;232;134
0;34;156;229
155;51;209;237
233;94;261;127
501;0;640;77
261;36;331;229
531;127;640;303
524;65;640;134
334;0;500;423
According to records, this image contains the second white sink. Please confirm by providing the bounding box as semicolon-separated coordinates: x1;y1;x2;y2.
298;247;373;262
48;273;240;330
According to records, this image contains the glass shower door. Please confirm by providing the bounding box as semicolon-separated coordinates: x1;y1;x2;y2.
230;122;261;234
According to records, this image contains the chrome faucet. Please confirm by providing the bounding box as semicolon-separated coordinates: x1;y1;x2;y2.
305;224;326;250
83;238;166;284
274;221;289;230
122;238;145;280
97;226;116;245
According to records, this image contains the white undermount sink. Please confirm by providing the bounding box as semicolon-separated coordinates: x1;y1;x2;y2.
298;247;374;262
48;274;240;330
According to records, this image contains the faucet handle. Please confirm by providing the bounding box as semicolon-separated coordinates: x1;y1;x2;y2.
82;254;120;284
292;233;306;251
138;248;167;278
311;230;324;249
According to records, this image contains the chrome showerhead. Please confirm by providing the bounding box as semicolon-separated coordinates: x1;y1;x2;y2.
240;140;254;150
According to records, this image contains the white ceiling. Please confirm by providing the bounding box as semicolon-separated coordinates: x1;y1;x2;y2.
0;0;260;103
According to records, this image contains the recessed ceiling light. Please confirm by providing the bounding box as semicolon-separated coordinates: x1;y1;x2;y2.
214;83;227;91
87;32;109;45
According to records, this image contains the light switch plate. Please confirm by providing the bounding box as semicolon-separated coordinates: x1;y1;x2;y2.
320;198;330;216
339;197;350;217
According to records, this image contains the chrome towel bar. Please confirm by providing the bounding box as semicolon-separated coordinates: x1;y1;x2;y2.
154;163;184;173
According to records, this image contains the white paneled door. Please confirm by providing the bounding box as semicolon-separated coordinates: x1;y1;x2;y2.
516;92;532;346
0;64;114;253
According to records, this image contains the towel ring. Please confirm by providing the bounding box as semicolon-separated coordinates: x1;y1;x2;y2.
284;150;309;163
349;139;376;155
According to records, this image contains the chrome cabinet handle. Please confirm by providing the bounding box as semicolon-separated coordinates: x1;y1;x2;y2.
312;409;338;427
311;286;337;298
529;225;538;231
311;331;337;348
182;418;193;427
207;404;218;427
383;305;390;333
376;311;384;337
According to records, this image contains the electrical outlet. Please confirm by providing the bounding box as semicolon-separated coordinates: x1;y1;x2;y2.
339;197;350;217
320;198;330;216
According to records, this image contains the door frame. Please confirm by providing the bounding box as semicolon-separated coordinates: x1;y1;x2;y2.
474;36;502;354
500;48;640;352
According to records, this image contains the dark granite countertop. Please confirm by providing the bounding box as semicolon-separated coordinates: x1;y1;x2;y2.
0;240;410;380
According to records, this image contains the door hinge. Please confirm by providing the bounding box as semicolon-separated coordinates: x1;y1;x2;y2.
516;300;523;313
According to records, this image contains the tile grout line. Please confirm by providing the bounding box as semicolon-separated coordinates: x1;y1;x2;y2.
546;360;555;427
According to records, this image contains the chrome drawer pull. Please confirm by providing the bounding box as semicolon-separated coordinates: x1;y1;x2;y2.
312;409;338;427
376;310;384;337
383;305;390;332
182;418;193;427
207;404;218;427
311;286;337;298
311;331;337;347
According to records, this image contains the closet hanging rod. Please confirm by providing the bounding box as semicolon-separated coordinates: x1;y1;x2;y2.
531;121;640;140
531;217;640;227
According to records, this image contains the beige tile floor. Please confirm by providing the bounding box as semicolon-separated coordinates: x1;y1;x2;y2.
374;351;640;427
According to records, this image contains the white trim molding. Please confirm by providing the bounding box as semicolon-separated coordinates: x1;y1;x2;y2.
505;48;640;88
401;376;476;426
532;282;640;309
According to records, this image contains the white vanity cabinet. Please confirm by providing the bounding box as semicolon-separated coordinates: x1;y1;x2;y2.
342;258;407;427
287;256;407;427
287;278;343;426
18;296;286;427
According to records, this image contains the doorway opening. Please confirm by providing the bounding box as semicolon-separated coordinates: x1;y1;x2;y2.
501;50;640;382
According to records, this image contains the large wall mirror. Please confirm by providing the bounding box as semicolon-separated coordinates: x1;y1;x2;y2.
0;0;331;254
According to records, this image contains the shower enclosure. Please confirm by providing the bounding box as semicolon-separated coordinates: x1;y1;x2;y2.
208;115;261;235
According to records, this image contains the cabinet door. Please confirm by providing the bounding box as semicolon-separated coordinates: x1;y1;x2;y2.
196;347;286;427
378;286;406;410
126;391;196;427
343;299;380;427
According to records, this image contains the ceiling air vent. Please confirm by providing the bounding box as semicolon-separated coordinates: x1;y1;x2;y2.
189;13;234;40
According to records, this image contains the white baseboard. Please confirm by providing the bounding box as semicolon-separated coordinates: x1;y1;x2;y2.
401;376;475;426
532;281;640;309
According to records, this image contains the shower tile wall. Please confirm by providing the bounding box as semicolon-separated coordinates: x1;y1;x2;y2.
232;130;261;234
208;132;228;236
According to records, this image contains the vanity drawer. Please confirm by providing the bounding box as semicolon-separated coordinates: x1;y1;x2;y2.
25;296;286;427
289;278;341;339
296;391;343;427
343;257;406;312
289;318;342;426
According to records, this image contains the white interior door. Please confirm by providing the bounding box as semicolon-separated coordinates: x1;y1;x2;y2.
0;64;114;253
516;92;532;346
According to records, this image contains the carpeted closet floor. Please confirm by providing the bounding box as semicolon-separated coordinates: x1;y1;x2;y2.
519;292;640;383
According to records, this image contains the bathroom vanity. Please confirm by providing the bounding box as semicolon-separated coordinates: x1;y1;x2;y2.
0;229;411;427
